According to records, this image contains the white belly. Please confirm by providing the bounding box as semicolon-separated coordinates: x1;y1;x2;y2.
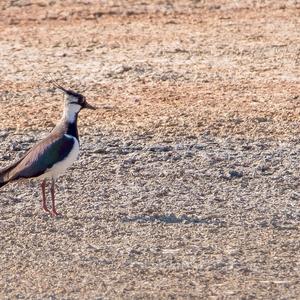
39;135;80;180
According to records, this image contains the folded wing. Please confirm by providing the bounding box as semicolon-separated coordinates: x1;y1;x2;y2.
0;134;75;183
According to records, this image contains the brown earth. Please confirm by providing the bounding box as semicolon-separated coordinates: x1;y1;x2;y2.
0;1;299;299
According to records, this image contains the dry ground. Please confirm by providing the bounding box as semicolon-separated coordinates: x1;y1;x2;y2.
0;0;299;299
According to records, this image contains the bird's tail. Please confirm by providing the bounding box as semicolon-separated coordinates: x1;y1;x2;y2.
0;162;17;188
0;168;9;188
0;181;8;188
0;155;27;188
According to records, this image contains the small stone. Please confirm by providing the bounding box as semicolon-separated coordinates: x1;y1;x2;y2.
228;170;243;178
92;148;108;154
149;145;173;152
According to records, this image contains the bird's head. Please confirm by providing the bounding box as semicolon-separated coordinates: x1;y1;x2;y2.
55;84;96;111
52;82;96;122
63;88;96;111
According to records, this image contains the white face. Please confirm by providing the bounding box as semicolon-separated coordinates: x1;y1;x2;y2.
64;95;82;122
67;94;81;105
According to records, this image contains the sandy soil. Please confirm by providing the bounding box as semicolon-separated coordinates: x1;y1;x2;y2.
0;1;299;299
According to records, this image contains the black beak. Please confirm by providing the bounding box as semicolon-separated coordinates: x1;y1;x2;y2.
83;101;97;110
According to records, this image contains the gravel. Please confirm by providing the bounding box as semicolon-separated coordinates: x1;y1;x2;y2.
0;0;299;298
0;131;299;298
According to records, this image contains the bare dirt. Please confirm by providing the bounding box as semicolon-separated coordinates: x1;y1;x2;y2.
0;1;299;299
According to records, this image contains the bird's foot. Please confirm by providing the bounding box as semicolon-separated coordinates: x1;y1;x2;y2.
50;209;60;217
42;205;51;214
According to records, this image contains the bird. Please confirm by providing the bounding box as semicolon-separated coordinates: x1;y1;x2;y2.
0;83;96;217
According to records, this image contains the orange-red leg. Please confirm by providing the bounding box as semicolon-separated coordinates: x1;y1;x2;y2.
41;179;50;213
50;178;59;217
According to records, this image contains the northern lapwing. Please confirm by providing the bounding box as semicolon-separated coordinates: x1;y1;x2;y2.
0;83;96;216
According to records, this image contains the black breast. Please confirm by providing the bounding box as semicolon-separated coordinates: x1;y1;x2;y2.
66;120;79;141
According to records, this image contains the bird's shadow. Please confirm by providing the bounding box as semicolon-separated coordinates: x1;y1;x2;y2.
121;213;226;226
